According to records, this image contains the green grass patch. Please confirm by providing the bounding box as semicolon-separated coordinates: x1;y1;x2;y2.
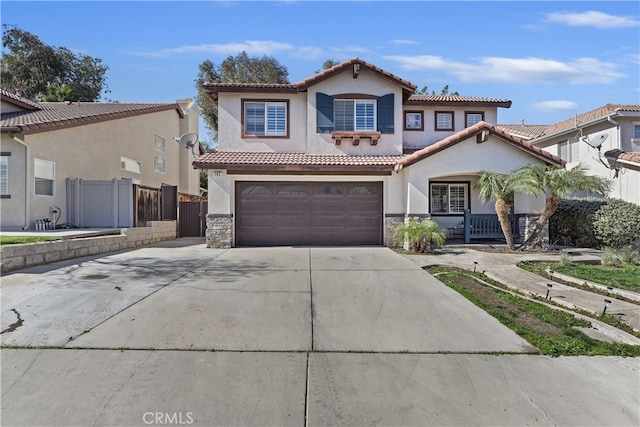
519;261;640;293
0;235;62;245
426;266;640;357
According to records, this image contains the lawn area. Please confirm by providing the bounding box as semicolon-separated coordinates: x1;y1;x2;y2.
518;261;640;293
425;266;640;357
0;235;62;245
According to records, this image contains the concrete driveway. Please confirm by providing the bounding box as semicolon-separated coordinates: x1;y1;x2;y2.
1;241;638;426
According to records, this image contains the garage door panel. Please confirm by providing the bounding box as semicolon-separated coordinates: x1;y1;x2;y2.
236;181;382;246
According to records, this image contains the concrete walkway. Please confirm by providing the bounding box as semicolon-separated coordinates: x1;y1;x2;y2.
402;246;640;335
1;242;639;426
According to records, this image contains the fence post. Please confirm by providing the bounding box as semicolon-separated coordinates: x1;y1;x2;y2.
464;209;471;244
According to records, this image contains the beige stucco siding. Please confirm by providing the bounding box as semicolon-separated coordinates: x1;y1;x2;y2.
403;107;498;149
0;136;28;227
306;71;404;156
535;119;639;204
402;136;548;223
1;108;200;229
216;93;307;152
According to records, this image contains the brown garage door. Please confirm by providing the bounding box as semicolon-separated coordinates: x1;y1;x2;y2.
236;182;383;246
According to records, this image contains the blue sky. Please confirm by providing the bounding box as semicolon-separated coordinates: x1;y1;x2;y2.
2;1;639;145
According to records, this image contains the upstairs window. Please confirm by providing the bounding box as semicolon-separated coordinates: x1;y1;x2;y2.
316;92;394;134
334;99;376;131
435;111;454;131
243;100;288;137
154;135;166;153
404;111;424;130
34;158;55;196
154;156;166;174
465;112;484;127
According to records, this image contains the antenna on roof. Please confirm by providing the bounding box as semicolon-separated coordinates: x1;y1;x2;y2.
173;132;199;159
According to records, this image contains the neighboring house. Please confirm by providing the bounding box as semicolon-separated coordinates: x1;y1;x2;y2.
194;58;563;248
0;90;202;230
500;104;640;205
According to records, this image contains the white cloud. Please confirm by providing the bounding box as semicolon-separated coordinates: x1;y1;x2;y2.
390;39;419;45
532;100;580;112
545;11;639;29
127;41;294;58
384;54;625;84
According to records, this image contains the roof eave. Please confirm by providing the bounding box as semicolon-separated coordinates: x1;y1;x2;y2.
192;162;395;175
405;100;512;108
532;113;620;145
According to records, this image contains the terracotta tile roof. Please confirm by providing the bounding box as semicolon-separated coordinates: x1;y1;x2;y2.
1;89;41;110
1;100;184;135
297;58;417;92
604;149;640;168
204;58;417;97
497;124;549;139
406;94;511;108
536;104;640;140
396;121;564;169
193;151;403;173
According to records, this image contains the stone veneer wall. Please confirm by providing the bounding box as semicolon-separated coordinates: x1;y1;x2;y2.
205;214;233;248
0;221;176;273
520;215;549;246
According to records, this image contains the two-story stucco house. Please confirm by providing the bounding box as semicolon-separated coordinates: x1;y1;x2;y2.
0;90;202;230
500;104;640;205
194;58;562;248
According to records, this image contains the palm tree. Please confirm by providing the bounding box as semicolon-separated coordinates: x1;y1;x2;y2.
474;171;516;250
513;163;612;249
41;84;73;101
393;219;447;253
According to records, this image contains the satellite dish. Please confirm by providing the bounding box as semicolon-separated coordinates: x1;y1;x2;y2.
582;134;608;150
173;132;199;159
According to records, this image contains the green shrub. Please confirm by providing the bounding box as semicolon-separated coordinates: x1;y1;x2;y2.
616;247;640;266
393;219;446;253
549;198;607;248
593;199;640;248
600;247;621;267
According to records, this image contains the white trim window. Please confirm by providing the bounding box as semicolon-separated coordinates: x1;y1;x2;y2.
34;158;55;196
0;155;8;195
244;101;287;136
154;156;166;174
335;99;376;131
430;183;468;214
154;134;166;153
465;112;484;127
435;111;454;131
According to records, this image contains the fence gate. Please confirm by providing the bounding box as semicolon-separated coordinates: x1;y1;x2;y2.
178;201;207;237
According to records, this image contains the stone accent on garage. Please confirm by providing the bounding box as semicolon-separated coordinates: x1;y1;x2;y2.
206;214;233;248
384;214;405;247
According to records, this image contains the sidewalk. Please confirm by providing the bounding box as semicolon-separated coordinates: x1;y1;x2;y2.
402;246;640;344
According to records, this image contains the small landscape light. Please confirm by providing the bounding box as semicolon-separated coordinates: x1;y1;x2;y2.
473;261;478;272
607;286;613;294
547;269;554;279
545;283;553;300
602;299;612;317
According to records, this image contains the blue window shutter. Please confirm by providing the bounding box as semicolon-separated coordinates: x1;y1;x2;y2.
377;94;394;134
316;92;334;133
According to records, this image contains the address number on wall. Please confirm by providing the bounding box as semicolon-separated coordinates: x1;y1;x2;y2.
212;171;223;177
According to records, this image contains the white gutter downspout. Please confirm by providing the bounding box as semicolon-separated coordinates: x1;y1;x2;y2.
7;131;31;230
